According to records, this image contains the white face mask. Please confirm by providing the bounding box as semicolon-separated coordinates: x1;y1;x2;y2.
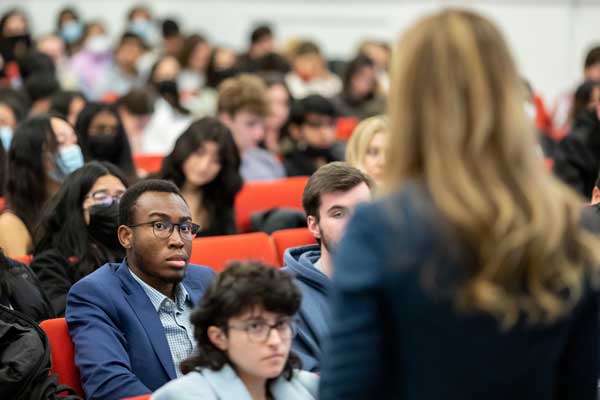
85;35;112;55
0;125;13;151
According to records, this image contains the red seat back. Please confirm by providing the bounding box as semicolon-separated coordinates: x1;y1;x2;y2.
190;232;278;273
133;154;164;175
271;228;317;266
234;177;308;233
39;318;84;398
336;117;360;141
13;255;32;265
0;197;4;211
122;396;152;400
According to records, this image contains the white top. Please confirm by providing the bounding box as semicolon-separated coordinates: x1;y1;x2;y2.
142;98;193;155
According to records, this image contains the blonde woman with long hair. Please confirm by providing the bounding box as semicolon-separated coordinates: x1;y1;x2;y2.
319;9;600;400
345;115;388;185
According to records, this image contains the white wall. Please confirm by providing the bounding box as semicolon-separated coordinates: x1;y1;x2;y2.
2;0;600;105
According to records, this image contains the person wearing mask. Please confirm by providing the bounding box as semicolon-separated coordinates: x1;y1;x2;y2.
142;55;193;155
0;250;53;322
49;90;87;126
0;8;32;85
345;115;388;186
157;117;243;237
282;162;372;372
116;88;154;155
319;9;600;400
152;261;319;400
55;7;84;56
218;73;285;181
31;161;128;316
0;91;26;196
177;34;216;118
126;4;159;48
331;55;386;119
205;46;239;89
0;115;84;257
283;95;342;176
261;72;291;155
66;179;215;400
75;102;137;181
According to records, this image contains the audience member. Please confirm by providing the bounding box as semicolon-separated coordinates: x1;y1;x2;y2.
0;114;83;257
282;162;372;371
32;161;128;316
49;89;86;126
345;115;388;185
206;46;239;89
75;102;137;180
66;179;216;400
161;18;184;58
218;73;285;181
157;117;243;237
152;261;319;400
116;88;154;154
24;72;61;116
0;91;26;195
55;7;84;55
238;24;275;72
36;33;80;89
285;40;341;99
283;94;342;176
357;40;391;93
0;250;53;322
319;9;600;399
178;33;211;95
331;55;385;119
126;4;159;47
261;72;291;155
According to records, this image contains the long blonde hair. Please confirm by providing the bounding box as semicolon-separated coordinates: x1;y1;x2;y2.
385;9;600;327
345;115;388;172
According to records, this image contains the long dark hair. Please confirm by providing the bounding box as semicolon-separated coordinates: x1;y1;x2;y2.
180;261;302;380
342;54;376;102
157;117;243;236
34;161;128;280
5;115;58;233
0;92;27;196
74;102;137;179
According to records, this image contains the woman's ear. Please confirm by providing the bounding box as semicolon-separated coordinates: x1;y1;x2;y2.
208;326;228;351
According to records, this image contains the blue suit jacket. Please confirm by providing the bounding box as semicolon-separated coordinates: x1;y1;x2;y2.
65;260;215;400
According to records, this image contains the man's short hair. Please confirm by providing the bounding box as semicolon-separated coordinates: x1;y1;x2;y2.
250;24;272;44
117;88;154;116
585;46;600;69
302;162;373;221
292;40;321;58
217;73;269;118
119;179;185;227
288;94;337;126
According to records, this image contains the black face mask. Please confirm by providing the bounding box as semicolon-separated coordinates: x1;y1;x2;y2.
302;144;335;160
88;202;122;251
88;133;119;161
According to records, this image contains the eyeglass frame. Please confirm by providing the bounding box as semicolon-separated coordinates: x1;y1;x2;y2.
84;191;125;207
226;317;297;343
126;220;201;240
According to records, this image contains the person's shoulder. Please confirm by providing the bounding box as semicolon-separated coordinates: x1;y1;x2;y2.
152;371;215;400
68;263;121;294
186;264;217;280
276;370;319;398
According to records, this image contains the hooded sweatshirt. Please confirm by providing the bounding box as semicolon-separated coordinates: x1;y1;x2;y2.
282;244;330;372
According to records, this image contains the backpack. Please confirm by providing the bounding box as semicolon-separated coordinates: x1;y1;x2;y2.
0;306;82;400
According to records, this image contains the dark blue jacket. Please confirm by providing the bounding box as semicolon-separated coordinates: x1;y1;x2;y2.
282;244;330;372
319;183;599;400
66;260;215;400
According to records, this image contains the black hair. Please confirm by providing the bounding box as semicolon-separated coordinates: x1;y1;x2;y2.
118;179;184;227
127;4;151;21
5;115;59;234
206;47;240;89
0;250;15;301
341;54;376;100
17;51;56;81
74;102;137;180
24;73;60;103
255;53;291;75
147;55;189;115
118;31;148;51
571;80;600;122
56;7;80;30
157;117;243;236
180;261;302;379
34;161;128;280
250;24;272;44
178;33;209;70
162;18;180;38
0;9;27;38
585;46;600;69
0;90;28;196
49;90;85;117
288;94;337;126
116;88;154;115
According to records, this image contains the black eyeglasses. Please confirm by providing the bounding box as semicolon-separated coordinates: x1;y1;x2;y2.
227;318;297;343
127;220;200;240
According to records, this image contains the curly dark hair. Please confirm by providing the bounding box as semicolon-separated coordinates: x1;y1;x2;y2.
180;261;302;381
156;117;242;236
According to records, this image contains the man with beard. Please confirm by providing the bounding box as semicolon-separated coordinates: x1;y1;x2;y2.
283;95;345;176
282;162;372;372
66;179;215;400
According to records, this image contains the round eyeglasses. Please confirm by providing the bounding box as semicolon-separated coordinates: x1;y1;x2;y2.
127;220;200;240
227;318;297;343
86;191;124;206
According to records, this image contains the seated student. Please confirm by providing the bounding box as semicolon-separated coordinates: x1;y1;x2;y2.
282;162;372;371
261;72;291;155
283;95;343;177
238;24;275;73
218;74;285;181
157;117;243;237
75;102;137;181
31;161;128;316
0;91;27;196
152;261;318;400
330;55;386;120
345;115;388;185
66;179;215;400
205;46;240;89
0;250;53;322
0;115;84;257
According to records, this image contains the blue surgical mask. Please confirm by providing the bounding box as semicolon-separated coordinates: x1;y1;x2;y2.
56;144;84;176
60;21;83;44
0;126;13;151
129;18;153;42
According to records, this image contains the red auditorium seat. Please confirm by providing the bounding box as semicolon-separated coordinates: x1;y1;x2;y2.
121;396;151;400
0;197;4;210
234;177;309;233
39;318;84;398
13;255;32;265
271;228;317;266
336;117;360;141
190;232;279;273
134;154;164;175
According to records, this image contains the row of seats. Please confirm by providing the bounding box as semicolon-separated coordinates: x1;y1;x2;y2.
39;227;316;400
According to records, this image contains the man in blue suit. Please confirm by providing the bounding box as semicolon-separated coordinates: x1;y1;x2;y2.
66;179;216;400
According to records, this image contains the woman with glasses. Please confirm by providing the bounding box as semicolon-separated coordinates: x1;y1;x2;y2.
31;161;128;316
152;261;318;400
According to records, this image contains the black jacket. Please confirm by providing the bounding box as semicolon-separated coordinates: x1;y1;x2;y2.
553;109;600;198
0;256;53;322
